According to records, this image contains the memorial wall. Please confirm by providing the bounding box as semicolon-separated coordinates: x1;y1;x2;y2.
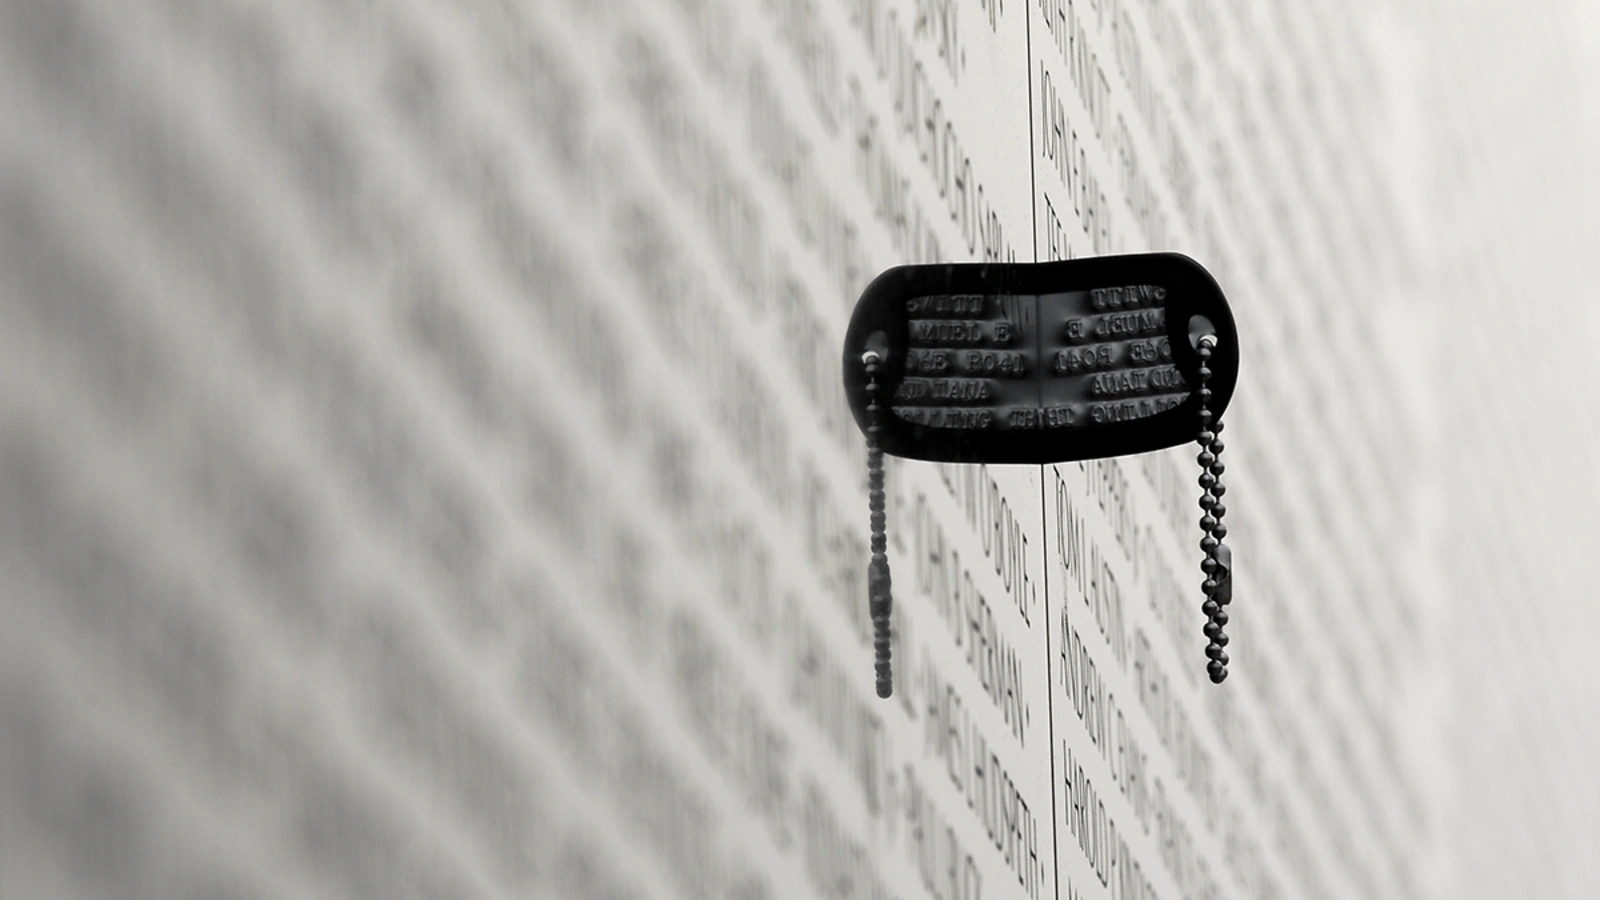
3;0;1599;898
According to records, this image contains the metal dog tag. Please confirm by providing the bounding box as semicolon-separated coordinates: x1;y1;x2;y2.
843;253;1238;464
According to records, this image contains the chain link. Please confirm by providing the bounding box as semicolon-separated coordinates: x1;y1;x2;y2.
1196;336;1231;683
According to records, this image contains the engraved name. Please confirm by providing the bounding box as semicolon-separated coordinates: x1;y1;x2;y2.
1004;406;1079;428
1088;365;1185;398
910;320;987;344
963;350;1027;377
906;294;987;316
1008;408;1041;429
910;319;1018;345
1094;308;1167;339
1053;340;1170;374
895;407;995;429
893;378;994;403
906;349;951;374
1126;337;1173;365
1090;284;1166;310
1043;406;1079;427
1055;345;1117;373
1088;394;1184;423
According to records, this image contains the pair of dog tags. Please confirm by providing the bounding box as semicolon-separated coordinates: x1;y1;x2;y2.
842;254;1239;695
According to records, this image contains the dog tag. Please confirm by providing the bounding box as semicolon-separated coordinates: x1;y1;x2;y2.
845;253;1241;695
843;253;1237;464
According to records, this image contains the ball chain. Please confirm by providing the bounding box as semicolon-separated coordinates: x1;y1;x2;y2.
1196;336;1232;684
861;341;1229;691
863;351;894;698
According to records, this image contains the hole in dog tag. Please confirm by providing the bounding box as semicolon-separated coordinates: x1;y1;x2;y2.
842;253;1238;464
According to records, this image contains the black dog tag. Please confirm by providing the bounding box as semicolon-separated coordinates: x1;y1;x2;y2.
843;253;1237;464
845;253;1240;695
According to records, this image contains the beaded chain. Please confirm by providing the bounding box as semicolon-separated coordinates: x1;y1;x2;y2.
1195;335;1232;683
862;351;894;698
861;342;1230;692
